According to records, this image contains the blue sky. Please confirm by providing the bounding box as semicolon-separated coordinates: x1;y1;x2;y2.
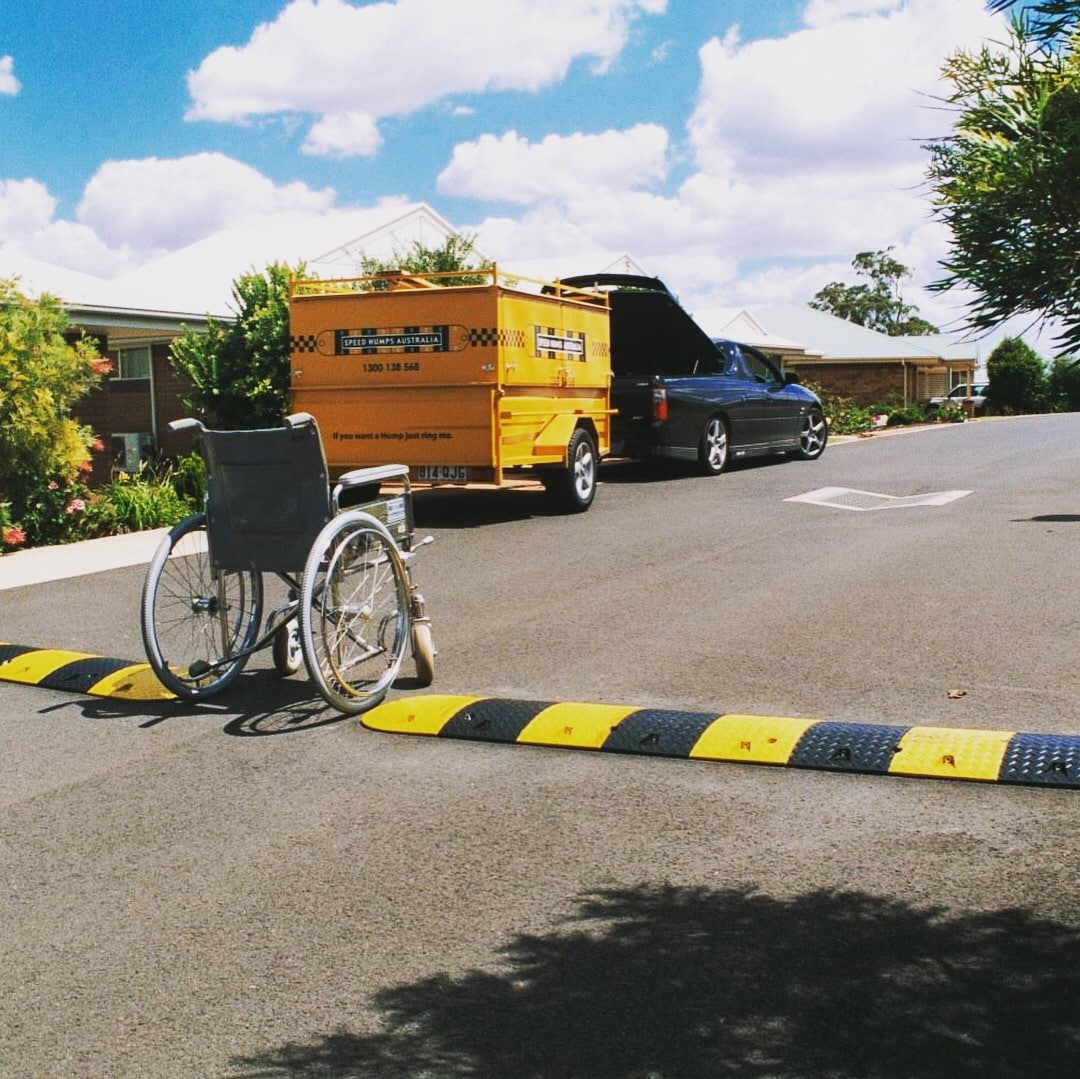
0;0;1030;338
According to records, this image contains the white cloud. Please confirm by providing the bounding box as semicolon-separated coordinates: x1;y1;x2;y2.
466;0;1007;324
301;111;382;157
801;0;903;28
0;178;56;236
185;0;666;156
0;55;19;95
1;154;342;279
437;125;670;204
77;152;336;250
0;179;138;277
677;161;925;260
688;0;1000;178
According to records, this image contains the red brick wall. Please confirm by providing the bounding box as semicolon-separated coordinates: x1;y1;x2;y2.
152;343;198;461
788;362;909;408
76;341;192;486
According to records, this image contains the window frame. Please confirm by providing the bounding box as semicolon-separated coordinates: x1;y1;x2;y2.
114;344;152;382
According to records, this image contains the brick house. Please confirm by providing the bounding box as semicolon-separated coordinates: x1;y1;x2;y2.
708;303;981;407
15;203;462;485
63;306;214;486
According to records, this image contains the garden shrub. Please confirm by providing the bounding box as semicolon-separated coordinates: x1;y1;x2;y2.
166;452;207;510
96;468;192;533
986;337;1048;413
1048;355;1080;412
935;403;967;423
802;380;872;435
883;403;928;426
0;278;108;522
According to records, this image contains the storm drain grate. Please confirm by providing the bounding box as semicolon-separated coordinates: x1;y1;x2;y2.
786;487;973;512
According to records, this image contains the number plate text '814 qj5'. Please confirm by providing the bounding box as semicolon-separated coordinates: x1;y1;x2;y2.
417;465;468;483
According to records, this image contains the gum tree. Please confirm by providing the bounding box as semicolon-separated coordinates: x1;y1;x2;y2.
358;233;490;285
926;1;1080;350
810;249;938;336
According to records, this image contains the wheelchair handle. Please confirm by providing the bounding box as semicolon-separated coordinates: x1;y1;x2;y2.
169;414;316;434
169;417;204;433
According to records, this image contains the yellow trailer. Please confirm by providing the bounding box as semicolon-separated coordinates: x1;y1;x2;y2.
289;268;612;511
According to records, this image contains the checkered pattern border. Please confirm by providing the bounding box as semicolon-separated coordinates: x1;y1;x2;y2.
468;327;526;349
291;334;320;354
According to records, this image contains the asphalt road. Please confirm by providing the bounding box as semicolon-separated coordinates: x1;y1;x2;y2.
3;414;1080;1077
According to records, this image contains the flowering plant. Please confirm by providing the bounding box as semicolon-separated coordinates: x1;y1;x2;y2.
0;503;26;554
14;477;111;546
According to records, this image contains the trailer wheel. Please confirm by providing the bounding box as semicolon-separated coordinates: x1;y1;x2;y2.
542;427;598;513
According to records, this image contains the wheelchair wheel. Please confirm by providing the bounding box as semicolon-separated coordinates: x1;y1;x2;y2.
272;619;303;676
299;511;410;714
141;513;264;699
412;620;435;687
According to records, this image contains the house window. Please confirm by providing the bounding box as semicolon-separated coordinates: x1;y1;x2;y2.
115;345;151;380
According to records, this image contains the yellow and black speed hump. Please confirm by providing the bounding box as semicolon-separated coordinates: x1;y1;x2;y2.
0;643;174;701
363;694;1080;788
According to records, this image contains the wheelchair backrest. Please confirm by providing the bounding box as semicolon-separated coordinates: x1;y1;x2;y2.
199;418;331;572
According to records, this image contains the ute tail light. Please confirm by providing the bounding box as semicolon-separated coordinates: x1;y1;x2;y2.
651;384;669;422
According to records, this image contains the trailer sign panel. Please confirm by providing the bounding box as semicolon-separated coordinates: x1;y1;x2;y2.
335;326;449;354
535;327;586;360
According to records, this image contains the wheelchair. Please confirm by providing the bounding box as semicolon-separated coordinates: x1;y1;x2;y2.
140;413;434;714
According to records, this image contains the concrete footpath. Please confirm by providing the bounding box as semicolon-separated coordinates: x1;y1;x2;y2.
0;527;168;591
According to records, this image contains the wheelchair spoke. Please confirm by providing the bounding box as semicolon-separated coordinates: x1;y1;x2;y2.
140;515;263;698
299;514;410;713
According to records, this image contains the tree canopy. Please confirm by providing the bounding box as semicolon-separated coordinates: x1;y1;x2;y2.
809;248;938;336
991;0;1078;43
170;261;303;429
926;1;1080;351
358;233;491;286
985;336;1049;412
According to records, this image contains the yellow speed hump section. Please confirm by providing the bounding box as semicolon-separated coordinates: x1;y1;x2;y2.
5;645;1079;789
0;643;175;702
364;695;1080;789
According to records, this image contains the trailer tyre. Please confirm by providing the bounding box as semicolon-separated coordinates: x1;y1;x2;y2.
543;427;598;513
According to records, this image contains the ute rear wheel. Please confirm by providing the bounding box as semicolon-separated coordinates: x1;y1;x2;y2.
698;416;729;476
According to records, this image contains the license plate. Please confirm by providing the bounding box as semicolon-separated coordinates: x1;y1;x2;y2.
417;464;468;483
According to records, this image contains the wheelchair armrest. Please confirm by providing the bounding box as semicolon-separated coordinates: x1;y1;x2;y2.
169;417;204;433
337;464;410;490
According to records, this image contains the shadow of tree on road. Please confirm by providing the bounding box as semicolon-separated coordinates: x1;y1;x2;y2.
229;883;1080;1077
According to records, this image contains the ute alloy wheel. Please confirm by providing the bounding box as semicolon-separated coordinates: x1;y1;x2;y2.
798;408;828;460
698;416;729;475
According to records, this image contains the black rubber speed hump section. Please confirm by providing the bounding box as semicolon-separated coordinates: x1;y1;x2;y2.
363;695;1080;788
0;642;174;701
